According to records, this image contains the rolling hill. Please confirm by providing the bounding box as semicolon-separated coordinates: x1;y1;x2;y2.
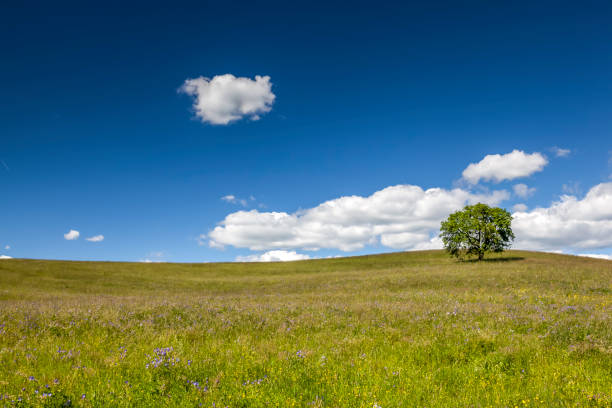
0;250;610;407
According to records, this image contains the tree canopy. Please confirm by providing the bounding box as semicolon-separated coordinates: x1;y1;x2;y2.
440;203;514;260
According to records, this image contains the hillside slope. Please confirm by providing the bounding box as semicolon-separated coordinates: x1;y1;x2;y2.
0;250;610;407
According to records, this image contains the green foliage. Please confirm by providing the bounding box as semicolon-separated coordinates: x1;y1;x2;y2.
440;203;515;260
0;251;611;407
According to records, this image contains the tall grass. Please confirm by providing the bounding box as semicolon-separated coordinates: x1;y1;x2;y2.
0;250;610;407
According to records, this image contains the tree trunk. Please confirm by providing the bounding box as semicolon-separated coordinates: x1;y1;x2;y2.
478;252;484;261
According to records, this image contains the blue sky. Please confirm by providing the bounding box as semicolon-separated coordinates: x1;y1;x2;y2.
2;1;612;262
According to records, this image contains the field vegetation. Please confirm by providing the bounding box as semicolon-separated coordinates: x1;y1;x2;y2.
0;250;611;407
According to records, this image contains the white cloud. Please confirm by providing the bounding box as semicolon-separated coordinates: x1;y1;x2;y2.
513;203;528;212
179;74;275;125
513;182;612;251
208;185;509;252
411;236;444;250
462;150;548;184
552;147;571;157
0;255;12;259
577;253;611;260
513;183;536;199
4;245;9;250
85;235;104;242
236;250;311;262
139;259;165;263
221;195;248;207
64;229;80;240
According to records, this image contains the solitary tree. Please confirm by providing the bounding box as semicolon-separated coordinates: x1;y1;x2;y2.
440;203;514;261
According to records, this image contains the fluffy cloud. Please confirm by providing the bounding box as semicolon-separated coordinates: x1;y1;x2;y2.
180;74;275;125
236;250;311;262
552;147;571;157
0;255;12;259
63;229;80;240
513;183;536;198
462;150;548;184
4;245;9;250
208;185;509;252
85;235;104;242
513;182;612;251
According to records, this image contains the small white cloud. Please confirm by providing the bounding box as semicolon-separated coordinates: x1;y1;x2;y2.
221;195;248;206
139;259;165;263
577;253;611;260
64;229;80;240
513;183;536;199
85;235;104;242
236;250;311;262
179;74;275;125
0;255;12;259
462;150;548;184
552;147;571;157
4;245;9;250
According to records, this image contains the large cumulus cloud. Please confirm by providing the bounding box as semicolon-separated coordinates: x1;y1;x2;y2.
513;182;612;251
208;185;509;252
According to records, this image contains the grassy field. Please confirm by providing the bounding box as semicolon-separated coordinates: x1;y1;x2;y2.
0;250;610;407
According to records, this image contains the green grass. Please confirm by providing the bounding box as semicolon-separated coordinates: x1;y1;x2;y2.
0;250;611;407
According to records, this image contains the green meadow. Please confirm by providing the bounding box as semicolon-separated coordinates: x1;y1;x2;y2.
0;250;610;407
